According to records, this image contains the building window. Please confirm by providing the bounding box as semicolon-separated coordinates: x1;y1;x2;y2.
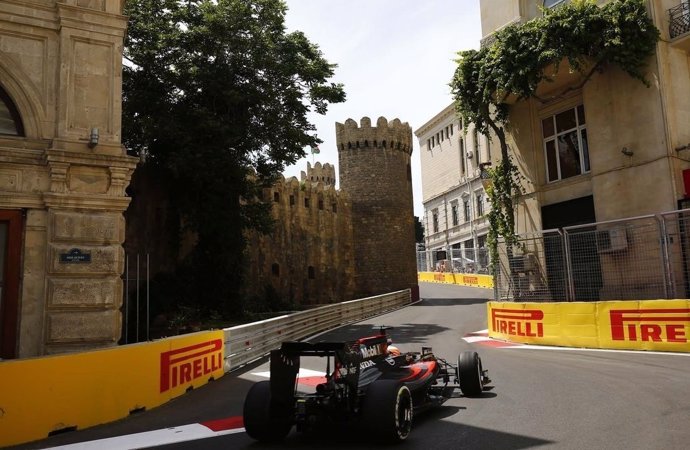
544;0;566;8
318;198;324;210
431;136;435;147
432;209;439;233
459;137;466;175
463;198;470;222
304;197;310;208
273;192;280;202
449;124;454;136
464;239;475;262
542;104;589;183
473;128;479;161
486;135;491;161
332;202;337;213
476;193;484;217
308;266;315;279
272;263;280;277
290;195;295;206
427;138;431;149
451;202;459;227
0;88;23;136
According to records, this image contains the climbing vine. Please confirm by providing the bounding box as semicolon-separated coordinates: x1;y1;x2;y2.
450;0;659;269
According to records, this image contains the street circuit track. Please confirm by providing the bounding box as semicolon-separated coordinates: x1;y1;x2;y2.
15;283;690;450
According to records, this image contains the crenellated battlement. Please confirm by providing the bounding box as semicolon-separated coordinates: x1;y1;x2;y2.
301;161;336;186
335;116;412;155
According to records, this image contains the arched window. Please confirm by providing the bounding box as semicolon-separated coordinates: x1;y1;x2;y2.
0;87;24;136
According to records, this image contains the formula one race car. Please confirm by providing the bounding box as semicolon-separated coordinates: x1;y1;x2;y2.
243;327;491;443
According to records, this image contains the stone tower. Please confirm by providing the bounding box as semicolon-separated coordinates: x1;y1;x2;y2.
336;116;418;300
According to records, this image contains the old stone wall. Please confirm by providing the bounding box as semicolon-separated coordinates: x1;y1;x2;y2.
244;172;355;305
336;116;418;298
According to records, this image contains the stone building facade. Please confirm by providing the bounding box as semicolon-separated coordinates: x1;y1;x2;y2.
415;103;492;273
477;0;690;299
0;1;136;358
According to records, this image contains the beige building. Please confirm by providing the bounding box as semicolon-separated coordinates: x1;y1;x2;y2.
479;0;690;231
415;104;493;272
478;0;690;299
0;1;136;358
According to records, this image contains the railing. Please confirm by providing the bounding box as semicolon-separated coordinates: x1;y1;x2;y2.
222;289;411;371
417;247;490;274
669;2;690;39
495;208;690;301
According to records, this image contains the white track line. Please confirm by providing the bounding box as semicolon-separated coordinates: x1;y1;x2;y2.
43;424;245;450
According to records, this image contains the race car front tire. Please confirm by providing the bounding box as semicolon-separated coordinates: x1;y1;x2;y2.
361;380;413;443
457;351;484;397
243;380;292;442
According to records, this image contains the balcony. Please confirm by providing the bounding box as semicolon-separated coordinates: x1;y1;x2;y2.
669;2;690;52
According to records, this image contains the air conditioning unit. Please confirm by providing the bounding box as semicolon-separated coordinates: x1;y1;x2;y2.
596;227;628;253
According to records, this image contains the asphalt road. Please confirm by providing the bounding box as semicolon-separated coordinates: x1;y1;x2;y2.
14;283;690;450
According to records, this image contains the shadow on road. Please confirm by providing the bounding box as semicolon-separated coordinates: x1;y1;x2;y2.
418;297;490;306
311;322;451;345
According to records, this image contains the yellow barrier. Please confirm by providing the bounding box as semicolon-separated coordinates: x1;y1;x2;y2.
487;300;690;353
418;271;493;289
0;330;225;447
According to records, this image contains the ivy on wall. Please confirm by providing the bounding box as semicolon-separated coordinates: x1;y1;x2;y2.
450;0;659;268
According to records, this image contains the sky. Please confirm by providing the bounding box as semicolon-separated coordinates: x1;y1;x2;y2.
282;0;483;217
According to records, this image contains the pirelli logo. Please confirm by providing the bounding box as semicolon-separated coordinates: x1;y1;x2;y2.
491;308;544;337
463;276;478;285
610;309;690;343
160;339;223;393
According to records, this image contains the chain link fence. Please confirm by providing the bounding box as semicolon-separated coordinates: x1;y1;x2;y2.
495;209;690;301
416;245;490;274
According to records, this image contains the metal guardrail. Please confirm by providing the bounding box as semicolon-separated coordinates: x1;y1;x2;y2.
495;208;690;302
222;289;411;371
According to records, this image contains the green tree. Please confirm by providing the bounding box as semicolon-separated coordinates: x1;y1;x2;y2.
122;0;345;317
450;0;658;269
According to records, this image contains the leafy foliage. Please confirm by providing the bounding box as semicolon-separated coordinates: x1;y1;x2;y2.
123;0;345;317
450;0;659;268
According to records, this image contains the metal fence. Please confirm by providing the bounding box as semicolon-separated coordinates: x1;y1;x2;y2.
416;246;490;274
495;209;690;301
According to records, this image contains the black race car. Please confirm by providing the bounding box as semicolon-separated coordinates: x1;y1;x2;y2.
243;327;491;443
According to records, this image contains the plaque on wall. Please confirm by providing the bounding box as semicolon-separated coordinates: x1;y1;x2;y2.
59;248;92;264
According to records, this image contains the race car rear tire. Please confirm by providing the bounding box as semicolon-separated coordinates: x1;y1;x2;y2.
243;380;292;442
361;380;413;443
458;351;484;397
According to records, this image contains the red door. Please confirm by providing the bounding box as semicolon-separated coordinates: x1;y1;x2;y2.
0;210;22;359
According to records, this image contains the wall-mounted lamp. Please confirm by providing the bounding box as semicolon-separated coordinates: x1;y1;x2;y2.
88;127;99;148
621;146;634;156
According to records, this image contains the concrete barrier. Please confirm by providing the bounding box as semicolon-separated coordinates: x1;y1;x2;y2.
0;290;411;447
418;271;493;289
0;331;224;447
487;300;690;353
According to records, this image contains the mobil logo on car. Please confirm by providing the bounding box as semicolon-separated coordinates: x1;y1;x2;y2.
610;308;690;343
491;308;544;338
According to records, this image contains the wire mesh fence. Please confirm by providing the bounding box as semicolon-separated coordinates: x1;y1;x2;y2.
416;246;490;274
494;209;690;301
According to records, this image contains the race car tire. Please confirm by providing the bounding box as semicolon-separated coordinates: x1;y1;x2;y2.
458;351;484;397
361;380;413;443
243;380;292;442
